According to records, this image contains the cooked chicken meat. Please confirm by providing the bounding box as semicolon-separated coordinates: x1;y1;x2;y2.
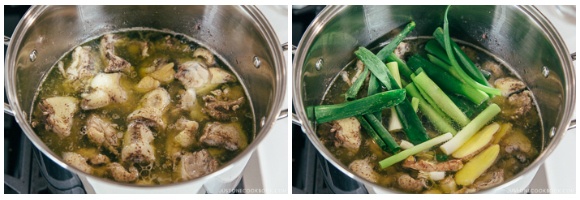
200;122;246;151
350;60;365;84
121;121;156;164
177;88;197;111
89;154;111;165
349;158;379;183
472;169;504;190
175;60;211;89
100;34;132;73
397;173;426;193
174;118;199;148
86;114;121;155
81;73;128;110
39;96;79;138
505;90;533;119
481;61;504;79
127;87;171;129
394;42;410;59
65;46;100;85
176;150;219;180
63;152;92;174
494;77;527;97
202;89;245;121
331;117;361;152
108;162;139;183
402;156;463;172
500;129;535;158
193;47;216;66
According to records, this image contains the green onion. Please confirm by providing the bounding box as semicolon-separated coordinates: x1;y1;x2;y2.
411;97;419;112
427;54;462;81
386;62;403;132
356;116;389;153
354;47;392;89
441;6;500;96
312;89;406;124
406;83;457;135
377;21;416;62
345;67;369;101
425;39;450;65
439;103;501;155
408;55;488;105
364;114;400;153
385;53;414;82
367;74;382;119
412;71;470;126
380;132;453;168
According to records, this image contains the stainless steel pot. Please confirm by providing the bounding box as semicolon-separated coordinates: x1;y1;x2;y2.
5;5;287;193
293;5;575;193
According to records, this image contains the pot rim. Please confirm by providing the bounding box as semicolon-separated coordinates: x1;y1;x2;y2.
292;5;575;193
5;5;287;188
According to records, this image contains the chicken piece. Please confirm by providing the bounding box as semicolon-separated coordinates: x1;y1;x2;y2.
85;114;121;155
174;118;199;148
461;46;478;63
439;176;458;193
127;87;171;129
500;128;535;157
494;77;527;97
350;60;365;84
175;60;211;89
202;89;245;121
348;158;379;183
81;73;128;110
39;96;79;138
121;121;156;164
177;88;197;111
108;162;139;183
472;169;504;190
505;90;533;119
330;117;361;152
135;76;161;93
89;154;111;165
176;150;219;180
481;61;504;79
193;47;216;66
402;156;463;172
62;152;92;174
200;122;246;151
397;173;426;193
65;46;100;84
100;33;132;73
394;42;410;59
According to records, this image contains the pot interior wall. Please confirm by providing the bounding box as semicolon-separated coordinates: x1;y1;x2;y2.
299;5;570;150
10;5;281;135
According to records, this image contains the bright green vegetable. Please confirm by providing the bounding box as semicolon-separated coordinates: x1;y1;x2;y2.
356;116;389;153
440;103;501;155
412;71;470;126
345;67;369;101
385;53;413;82
367;74;382;119
441;6;501;96
386;62;403;132
413;74;447;118
427;54;462;81
433;28;489;86
411;97;419;112
376;21;416;62
355;47;430;145
406;83;457;135
311;89;406;123
425;39;450;64
364;114;400;153
379;132;453;169
408;55;488;105
354;47;392;89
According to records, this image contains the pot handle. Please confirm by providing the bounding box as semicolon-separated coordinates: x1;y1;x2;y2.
4;36;15;116
275;42;296;121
